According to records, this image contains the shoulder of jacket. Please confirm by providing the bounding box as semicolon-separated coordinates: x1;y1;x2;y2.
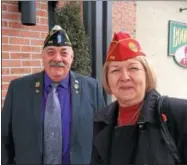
11;72;42;86
161;96;187;129
163;97;187;115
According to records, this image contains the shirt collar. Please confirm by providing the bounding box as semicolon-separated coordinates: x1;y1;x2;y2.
44;72;70;89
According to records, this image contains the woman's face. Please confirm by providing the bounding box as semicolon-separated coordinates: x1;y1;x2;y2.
107;58;146;107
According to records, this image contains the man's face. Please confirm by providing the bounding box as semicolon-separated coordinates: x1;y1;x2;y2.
42;46;74;82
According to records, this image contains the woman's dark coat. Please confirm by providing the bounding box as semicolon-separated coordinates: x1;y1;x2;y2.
91;89;187;165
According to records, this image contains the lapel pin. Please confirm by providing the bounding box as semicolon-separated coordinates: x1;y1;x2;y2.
35;82;40;88
74;83;79;90
73;79;80;94
72;79;80;94
75;79;79;84
35;81;40;93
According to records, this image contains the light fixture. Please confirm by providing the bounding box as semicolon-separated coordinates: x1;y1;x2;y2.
18;1;36;26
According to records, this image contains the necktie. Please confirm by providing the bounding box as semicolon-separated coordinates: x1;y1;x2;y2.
44;83;62;164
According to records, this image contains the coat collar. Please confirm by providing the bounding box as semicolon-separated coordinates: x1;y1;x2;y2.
94;89;161;125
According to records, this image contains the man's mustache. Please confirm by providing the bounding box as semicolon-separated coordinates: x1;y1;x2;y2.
49;61;66;68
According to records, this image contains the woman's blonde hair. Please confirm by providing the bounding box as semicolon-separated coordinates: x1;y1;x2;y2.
102;56;157;94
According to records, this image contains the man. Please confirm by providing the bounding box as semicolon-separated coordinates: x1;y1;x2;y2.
2;25;105;165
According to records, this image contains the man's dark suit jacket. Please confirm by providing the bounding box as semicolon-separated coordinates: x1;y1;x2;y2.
2;71;105;164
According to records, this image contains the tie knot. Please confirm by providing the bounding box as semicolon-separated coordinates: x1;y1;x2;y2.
51;83;59;90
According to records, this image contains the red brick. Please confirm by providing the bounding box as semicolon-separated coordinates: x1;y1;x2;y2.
36;10;48;17
112;1;136;35
20;31;41;38
2;20;9;27
22;61;41;67
11;68;31;74
2;12;20;20
2;60;21;67
36;2;41;9
32;68;43;73
40;2;46;4
40;3;48;10
32;47;41;53
31;53;42;59
10;53;30;59
21;46;32;52
2;84;10;91
31;39;43;46
41;32;48;39
2;3;7;11
3;75;20;82
2;45;21;52
2;53;9;59
2;29;21;36
40;18;48;24
9;22;24;29
30;25;48;32
36;17;40;24
2;91;7;98
7;4;18;12
7;1;17;5
2;37;8;44
2;68;10;75
9;38;30;45
1;0;51;89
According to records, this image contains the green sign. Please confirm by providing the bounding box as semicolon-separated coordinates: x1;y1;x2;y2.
168;20;187;68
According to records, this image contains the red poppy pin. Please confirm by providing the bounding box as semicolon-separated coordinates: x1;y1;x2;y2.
161;113;167;122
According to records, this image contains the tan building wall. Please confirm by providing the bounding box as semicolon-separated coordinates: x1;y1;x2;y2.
136;1;187;99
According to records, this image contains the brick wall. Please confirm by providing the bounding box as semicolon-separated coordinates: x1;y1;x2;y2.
2;1;49;105
112;1;136;36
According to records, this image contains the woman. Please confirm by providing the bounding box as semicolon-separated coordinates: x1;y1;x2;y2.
91;32;187;165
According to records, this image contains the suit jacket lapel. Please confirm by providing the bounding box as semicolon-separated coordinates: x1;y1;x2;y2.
69;71;81;163
33;71;44;159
